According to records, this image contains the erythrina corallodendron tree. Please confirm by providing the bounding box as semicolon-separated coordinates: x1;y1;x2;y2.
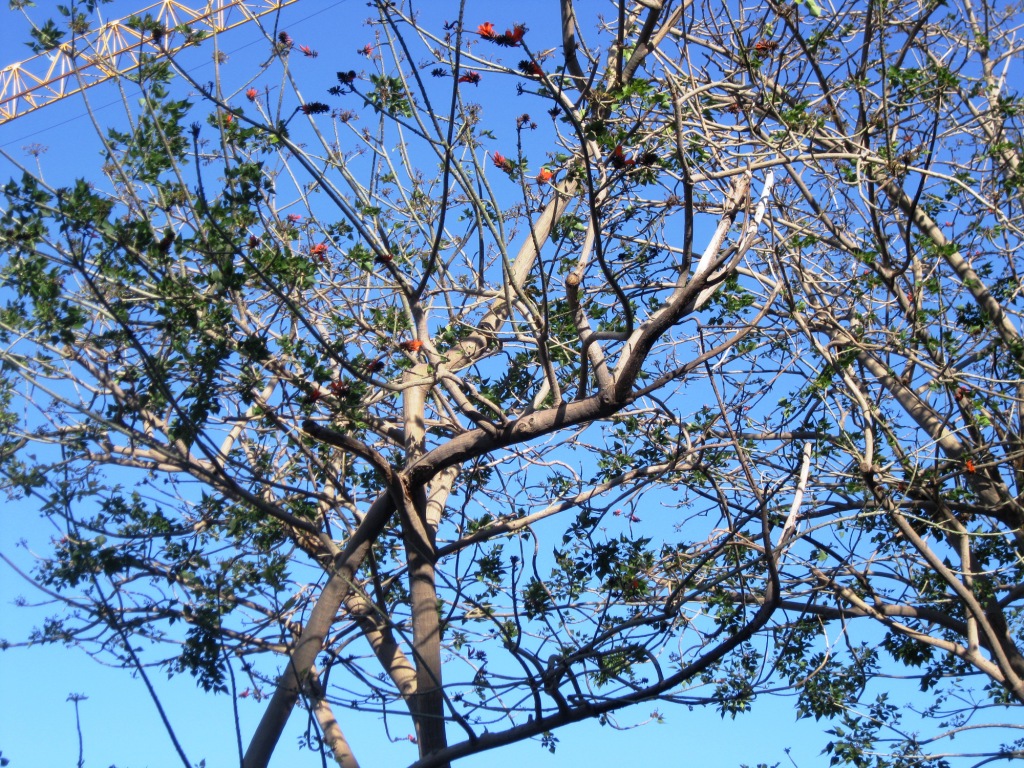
2;1;1024;766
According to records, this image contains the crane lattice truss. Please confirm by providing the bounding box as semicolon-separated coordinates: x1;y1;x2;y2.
0;0;297;125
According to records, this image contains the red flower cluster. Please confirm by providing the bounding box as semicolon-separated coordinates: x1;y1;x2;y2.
610;144;635;169
478;21;526;47
609;146;660;170
298;44;318;58
458;71;481;85
399;339;423;353
310;243;329;260
536;168;553;184
245;88;258;101
492;151;516;174
518;60;542;77
358;44;374;57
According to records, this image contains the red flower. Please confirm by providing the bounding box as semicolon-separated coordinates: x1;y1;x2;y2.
278;31;292;46
518;60;543;77
248;235;260;249
310;243;329;260
375;252;393;264
491;151;517;176
966;459;976;474
287;213;302;223
477;21;496;39
492;23;526;47
458;71;481;85
329;380;349;397
399;339;423;353
298;44;318;58
358;44;374;56
610;144;635;169
365;359;385;374
536;167;553;184
245;87;258;101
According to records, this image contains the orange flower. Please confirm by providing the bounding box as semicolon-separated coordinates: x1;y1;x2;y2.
245;88;258;101
298;44;318;58
536;167;553;184
477;22;496;39
965;459;976;474
358;44;374;56
492;151;508;168
310;243;329;260
399;339;423;353
458;71;481;85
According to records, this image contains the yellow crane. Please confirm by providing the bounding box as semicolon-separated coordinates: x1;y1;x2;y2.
0;0;298;125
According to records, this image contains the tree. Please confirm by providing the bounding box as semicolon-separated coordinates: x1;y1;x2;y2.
2;1;1023;766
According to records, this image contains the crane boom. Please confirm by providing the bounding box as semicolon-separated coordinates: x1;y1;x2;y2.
0;0;298;125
